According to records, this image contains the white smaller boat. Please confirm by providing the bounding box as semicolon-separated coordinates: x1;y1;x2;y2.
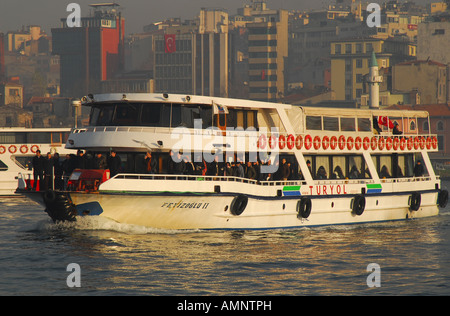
0;127;74;196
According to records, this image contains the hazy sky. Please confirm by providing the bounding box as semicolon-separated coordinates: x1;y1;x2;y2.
0;0;335;34
0;0;434;35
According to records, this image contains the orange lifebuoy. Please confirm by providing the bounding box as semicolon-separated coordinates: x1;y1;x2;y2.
338;135;346;150
378;137;385;150
407;137;413;150
295;135;303;150
269;135;277;150
0;146;5;154
432;136;438;149
413;136;420;150
304;135;313;150
322;136;330;150
399;137;406;150
258;134;267;150
8;145;17;154
313;136;321;150
279;134;286;150
287;134;295;150
385;137;393;150
354;136;362;150
330;136;337;150
393;137;399;150
426;137;432;150
30;145;39;153
347;136;354;150
419;136;425;150
371;137;378;150
363;137;370;150
20;145;28;154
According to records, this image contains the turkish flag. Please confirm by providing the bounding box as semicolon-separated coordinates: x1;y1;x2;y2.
165;34;176;53
261;69;266;80
378;116;394;129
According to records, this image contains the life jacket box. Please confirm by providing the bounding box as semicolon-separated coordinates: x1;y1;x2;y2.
67;169;110;192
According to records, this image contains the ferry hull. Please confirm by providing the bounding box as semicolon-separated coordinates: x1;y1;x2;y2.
31;190;441;230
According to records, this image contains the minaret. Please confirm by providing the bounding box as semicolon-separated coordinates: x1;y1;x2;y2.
368;51;382;109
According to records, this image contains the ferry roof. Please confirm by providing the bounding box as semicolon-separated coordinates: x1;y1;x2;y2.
81;93;430;118
81;93;293;110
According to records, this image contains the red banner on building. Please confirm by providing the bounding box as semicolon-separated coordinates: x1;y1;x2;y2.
165;34;176;53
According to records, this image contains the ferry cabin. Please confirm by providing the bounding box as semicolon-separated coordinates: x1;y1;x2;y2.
67;93;439;194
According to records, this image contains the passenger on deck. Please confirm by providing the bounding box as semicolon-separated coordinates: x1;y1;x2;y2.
333;165;345;179
349;165;361;179
108;151;122;177
245;161;257;180
393;122;402;135
43;152;54;190
414;160;424;177
281;159;290;181
380;165;390;178
94;153;107;169
144;152;158;174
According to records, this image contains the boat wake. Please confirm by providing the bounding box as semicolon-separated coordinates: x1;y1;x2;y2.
33;216;199;235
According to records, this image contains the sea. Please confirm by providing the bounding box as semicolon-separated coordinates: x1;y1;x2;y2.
1;181;450;299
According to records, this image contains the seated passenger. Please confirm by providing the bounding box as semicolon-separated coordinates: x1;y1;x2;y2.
349;165;361;179
316;166;327;179
333;166;345;179
380;165;390;178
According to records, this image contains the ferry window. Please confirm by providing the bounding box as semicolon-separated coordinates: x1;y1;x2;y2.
97;106;115;126
306;116;322;130
51;133;62;144
0;132;26;143
315;156;329;179
90;107;100;126
340;118;355;131
303;155;313;179
349;156;364;179
141;104;162;126
28;132;51;144
113;104;139;126
14;157;32;170
323;117;339;131
379;155;392;178
0;160;7;171
357;118;371;132
331;156;346;179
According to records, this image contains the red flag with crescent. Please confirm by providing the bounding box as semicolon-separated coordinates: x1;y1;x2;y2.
165;34;176;53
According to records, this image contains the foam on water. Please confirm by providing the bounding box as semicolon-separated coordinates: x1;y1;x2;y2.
32;215;199;235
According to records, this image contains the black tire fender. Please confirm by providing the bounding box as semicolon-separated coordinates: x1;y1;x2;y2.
438;190;448;208
352;195;366;216
297;197;312;219
409;192;421;211
230;194;248;216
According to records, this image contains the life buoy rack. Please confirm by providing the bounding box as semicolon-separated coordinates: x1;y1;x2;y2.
354;136;362;150
330;136;337;150
279;134;286;150
268;135;277;150
304;135;312;150
297;197;312;219
352;195;366;216
8;145;17;154
385;137;392;150
0;146;6;154
30;145;40;153
322;136;330;150
409;192;421;211
438;190;449;208
313;136;321;150
338;135;346;150
347;136;354;150
295;135;303;150
230;194;248;216
20;145;28;154
287;134;295;150
258;134;267;150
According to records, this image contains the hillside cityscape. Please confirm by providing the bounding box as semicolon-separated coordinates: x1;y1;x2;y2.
0;0;449;162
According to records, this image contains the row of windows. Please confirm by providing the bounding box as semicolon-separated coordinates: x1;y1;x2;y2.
334;43;373;55
155;52;192;65
305;116;372;132
154;39;192;52
248;27;277;35
249;63;278;70
0;132;68;144
154;65;192;79
249;52;277;58
249;40;277;47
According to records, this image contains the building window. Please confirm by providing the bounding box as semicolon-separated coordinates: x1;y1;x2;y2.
438;135;444;151
345;44;352;54
437;121;444;131
423;121;429;131
334;44;341;54
356;59;362;68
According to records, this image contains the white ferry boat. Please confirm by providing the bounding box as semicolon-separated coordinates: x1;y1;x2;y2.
17;93;448;230
1;128;74;196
